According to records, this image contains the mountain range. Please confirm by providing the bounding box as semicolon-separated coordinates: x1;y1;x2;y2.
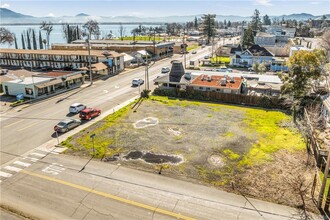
1;8;329;25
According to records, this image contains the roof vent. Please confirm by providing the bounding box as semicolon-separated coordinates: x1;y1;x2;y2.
184;72;191;80
230;76;235;83
220;78;227;86
207;75;212;82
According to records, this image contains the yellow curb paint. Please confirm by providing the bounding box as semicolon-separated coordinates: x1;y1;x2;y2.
21;170;195;220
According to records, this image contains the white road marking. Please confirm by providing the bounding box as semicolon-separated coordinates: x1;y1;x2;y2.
4;166;22;172
0;171;12;178
103;90;109;93
22;156;39;162
13;161;31;167
29;152;46;157
115;86;119;89
42;163;65;175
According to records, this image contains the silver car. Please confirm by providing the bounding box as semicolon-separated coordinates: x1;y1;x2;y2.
54;118;81;133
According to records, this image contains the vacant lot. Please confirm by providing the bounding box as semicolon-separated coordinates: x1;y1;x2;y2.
62;96;317;212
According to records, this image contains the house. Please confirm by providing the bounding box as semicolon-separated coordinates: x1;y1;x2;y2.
289;46;312;57
58;40;175;59
121;53;135;67
230;44;274;67
189;74;243;94
254;32;276;46
2;70;84;99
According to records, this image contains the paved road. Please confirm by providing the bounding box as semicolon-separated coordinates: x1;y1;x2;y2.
1;153;320;220
0;45;215;166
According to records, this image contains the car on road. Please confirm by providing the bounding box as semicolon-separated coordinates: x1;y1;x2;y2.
204;55;209;59
132;79;144;86
79;108;101;120
54;118;81;133
192;51;197;54
161;67;170;73
69;103;86;114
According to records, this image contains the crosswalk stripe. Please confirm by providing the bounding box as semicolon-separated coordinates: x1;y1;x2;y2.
13;161;31;167
29;152;46;157
4;166;22;172
0;171;12;178
23;156;39;162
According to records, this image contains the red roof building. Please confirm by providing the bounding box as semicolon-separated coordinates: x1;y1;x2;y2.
189;74;243;94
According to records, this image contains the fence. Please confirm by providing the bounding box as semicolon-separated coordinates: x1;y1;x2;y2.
153;87;285;109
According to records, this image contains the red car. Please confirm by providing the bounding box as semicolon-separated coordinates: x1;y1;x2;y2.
79;108;101;120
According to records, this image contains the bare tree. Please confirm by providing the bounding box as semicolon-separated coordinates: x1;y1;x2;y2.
83;19;100;40
40;21;53;49
0;27;15;46
118;23;126;41
321;30;330;60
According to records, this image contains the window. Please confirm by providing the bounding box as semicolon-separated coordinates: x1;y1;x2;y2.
199;87;203;90
206;88;210;91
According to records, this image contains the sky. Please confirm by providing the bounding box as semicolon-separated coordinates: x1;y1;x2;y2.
0;0;329;17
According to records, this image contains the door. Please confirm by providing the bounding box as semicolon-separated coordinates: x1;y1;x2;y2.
4;85;9;95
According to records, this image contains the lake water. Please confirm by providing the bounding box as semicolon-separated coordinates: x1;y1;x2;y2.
0;24;161;49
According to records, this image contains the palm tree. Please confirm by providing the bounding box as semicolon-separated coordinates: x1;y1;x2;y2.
40;21;53;49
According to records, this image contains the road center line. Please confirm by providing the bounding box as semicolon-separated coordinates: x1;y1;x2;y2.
3;119;25;128
21;170;195;220
17;122;41;131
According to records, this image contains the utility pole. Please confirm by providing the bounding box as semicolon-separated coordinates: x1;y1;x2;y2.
145;48;149;90
183;35;187;69
86;37;93;85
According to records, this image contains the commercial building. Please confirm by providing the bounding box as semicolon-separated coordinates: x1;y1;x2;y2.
0;48;124;76
2;70;84;99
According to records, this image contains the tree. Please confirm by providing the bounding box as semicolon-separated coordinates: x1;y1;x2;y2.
320;30;330;59
227;20;232;27
201;14;216;45
258;62;267;74
252;62;260;74
32;29;37;50
242;26;254;49
83;20;100;40
62;23;83;43
26;30;31;50
263;14;271;25
131;28;138;41
0;27;15;46
280;50;322;98
251;9;262;31
14;36;18;49
194;16;198;29
21;33;26;49
118;23;126;41
39;30;43;49
40;21;53;49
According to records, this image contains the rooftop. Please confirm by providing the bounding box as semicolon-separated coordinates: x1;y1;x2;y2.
191;75;242;90
0;48;122;58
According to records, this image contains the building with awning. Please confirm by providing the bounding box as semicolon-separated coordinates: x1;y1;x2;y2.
2;70;85;99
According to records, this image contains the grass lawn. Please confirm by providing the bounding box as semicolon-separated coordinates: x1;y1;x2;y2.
119;36;165;41
62;96;318;211
186;44;199;51
210;56;230;63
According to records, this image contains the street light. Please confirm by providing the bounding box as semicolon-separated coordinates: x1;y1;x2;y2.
85;38;93;85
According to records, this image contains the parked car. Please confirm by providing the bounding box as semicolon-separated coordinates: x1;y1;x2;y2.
69;103;86;114
192;51;197;54
79;108;101;120
54;118;81;133
204;55;209;59
132;79;144;86
161;67;170;73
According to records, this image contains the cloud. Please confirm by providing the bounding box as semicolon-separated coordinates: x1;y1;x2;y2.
254;0;273;6
47;13;55;17
0;3;10;8
309;1;320;4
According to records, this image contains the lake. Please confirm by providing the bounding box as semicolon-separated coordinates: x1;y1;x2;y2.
0;24;162;49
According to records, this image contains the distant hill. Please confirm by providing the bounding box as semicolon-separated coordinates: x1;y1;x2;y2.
75;13;89;17
1;9;329;25
0;8;33;18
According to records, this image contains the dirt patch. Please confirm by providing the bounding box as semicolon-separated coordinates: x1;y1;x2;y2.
123;151;183;164
63;97;317;213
